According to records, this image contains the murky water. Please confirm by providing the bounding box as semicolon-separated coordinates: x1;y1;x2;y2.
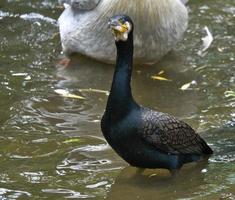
0;0;234;199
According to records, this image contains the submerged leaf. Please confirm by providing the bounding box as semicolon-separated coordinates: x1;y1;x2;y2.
158;70;165;75
180;81;197;91
54;89;86;99
180;83;192;90
63;138;81;144
86;181;108;189
151;75;172;81
12;73;28;76
25;75;31;80
149;174;157;178
79;88;109;95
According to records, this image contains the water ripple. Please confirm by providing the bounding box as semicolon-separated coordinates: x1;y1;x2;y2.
73;144;109;152
0;188;31;199
20;12;57;25
42;188;93;199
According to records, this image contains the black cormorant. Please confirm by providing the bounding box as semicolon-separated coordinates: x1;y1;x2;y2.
101;15;213;174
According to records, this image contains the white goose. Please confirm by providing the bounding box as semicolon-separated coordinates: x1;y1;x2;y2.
58;0;188;64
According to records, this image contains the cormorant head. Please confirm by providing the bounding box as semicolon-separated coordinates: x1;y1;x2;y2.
108;15;133;42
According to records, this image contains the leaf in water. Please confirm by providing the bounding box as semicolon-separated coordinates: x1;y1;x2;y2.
218;47;223;52
180;80;197;91
86;181;108;189
12;73;28;76
149;174;157;178
92;119;100;123
180;82;192;90
158;70;165;75
195;65;207;72
55;89;86;99
151;75;172;81
24;75;31;80
79;88;109;95
201;169;208;173
225;91;235;98
63;138;81;144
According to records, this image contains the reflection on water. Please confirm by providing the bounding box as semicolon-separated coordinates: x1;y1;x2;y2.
0;0;234;199
107;164;209;200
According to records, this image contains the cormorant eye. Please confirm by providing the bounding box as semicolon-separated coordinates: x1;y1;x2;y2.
119;18;126;24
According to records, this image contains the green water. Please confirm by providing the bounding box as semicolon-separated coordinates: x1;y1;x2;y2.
0;0;234;199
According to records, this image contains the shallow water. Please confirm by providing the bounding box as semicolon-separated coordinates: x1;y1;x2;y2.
0;0;234;199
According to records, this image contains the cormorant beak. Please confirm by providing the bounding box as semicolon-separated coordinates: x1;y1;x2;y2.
108;18;130;41
108;19;128;33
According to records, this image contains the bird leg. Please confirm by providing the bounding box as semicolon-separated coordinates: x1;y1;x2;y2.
136;168;145;175
169;169;180;177
56;57;71;68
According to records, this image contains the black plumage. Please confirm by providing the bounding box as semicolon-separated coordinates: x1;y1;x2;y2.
141;108;213;155
101;15;213;172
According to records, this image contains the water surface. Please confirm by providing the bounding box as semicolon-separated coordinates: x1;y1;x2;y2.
0;0;234;199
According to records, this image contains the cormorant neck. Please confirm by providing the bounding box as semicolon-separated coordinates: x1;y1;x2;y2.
106;31;136;119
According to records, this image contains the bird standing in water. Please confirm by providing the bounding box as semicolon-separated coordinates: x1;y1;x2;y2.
58;0;188;64
101;15;213;174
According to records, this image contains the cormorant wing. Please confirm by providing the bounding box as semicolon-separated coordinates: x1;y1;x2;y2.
141;108;213;155
59;0;100;11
